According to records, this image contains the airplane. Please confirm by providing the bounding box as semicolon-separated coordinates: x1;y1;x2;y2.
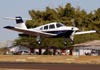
3;16;97;45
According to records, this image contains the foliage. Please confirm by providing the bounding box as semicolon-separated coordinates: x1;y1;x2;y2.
14;3;100;49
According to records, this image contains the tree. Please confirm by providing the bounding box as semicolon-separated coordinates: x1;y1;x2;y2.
14;3;100;55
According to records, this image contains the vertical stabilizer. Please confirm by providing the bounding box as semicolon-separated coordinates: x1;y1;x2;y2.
16;16;27;29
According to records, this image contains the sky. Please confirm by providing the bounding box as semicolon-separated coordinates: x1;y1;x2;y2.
0;0;100;42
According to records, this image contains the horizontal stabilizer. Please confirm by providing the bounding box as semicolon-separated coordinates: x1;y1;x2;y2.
4;26;14;29
3;17;30;20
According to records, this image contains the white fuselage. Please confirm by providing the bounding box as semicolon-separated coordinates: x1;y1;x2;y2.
31;22;79;37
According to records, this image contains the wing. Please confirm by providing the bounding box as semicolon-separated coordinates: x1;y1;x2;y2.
4;26;57;37
75;30;96;35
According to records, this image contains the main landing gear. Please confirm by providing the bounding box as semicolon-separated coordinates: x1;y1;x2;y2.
36;35;41;45
64;38;74;46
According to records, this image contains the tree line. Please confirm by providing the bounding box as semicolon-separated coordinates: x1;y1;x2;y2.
14;3;100;49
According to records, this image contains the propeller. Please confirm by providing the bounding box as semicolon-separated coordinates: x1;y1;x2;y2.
64;19;77;45
71;19;76;27
70;19;76;44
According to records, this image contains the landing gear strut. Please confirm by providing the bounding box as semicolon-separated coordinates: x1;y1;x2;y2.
64;38;68;46
36;35;41;45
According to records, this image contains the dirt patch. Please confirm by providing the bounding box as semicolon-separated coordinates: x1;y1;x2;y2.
0;55;100;64
0;69;36;70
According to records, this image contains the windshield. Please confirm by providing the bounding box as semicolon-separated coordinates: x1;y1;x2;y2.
56;23;64;28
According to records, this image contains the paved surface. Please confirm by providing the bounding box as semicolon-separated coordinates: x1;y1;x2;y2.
0;62;100;70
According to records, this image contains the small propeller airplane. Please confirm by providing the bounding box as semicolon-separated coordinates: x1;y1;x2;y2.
3;16;97;45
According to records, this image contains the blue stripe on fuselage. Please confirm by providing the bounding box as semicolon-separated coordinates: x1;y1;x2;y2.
43;30;73;38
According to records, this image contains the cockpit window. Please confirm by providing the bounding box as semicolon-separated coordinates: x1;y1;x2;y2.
56;23;64;28
49;24;55;29
44;25;48;30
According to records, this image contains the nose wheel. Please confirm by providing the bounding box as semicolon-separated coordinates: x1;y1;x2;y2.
64;41;67;46
71;40;74;44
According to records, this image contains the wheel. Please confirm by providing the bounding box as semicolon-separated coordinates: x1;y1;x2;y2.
37;41;41;45
71;41;74;44
64;41;67;46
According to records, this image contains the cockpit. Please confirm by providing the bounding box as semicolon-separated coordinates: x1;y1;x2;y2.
40;22;64;30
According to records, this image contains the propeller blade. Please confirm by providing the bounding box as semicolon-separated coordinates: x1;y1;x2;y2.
71;19;75;27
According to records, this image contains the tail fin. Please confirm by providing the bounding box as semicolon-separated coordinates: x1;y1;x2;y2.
15;16;27;29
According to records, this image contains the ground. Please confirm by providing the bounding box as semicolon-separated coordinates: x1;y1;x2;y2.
0;55;100;64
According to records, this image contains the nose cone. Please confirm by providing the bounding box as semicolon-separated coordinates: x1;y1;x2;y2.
75;27;79;30
72;27;79;31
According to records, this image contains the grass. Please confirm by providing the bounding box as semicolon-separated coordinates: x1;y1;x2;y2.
0;55;100;64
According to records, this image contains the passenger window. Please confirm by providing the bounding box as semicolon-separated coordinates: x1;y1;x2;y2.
49;24;55;29
40;27;43;30
44;25;48;30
